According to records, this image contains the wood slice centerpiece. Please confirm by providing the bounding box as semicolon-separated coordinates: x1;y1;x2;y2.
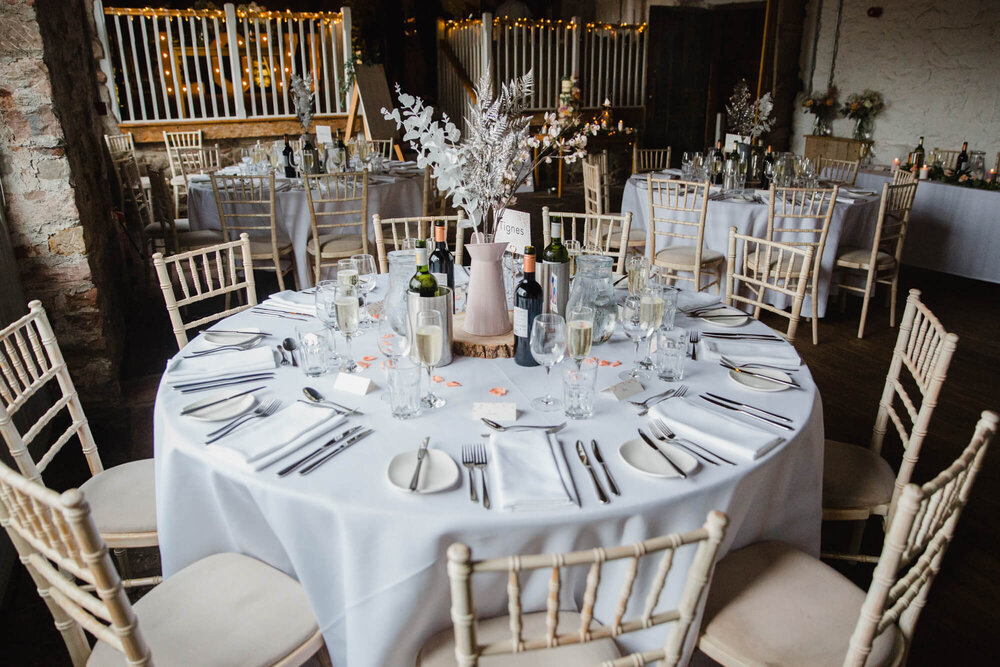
452;311;515;359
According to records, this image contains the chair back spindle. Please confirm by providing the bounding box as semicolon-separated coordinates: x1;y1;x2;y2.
542;207;632;275
303;172;370;283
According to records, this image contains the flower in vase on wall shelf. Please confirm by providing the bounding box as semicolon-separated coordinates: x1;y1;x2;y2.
801;86;839;135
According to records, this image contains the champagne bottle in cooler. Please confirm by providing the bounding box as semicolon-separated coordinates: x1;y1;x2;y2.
513;247;542;367
539;219;570;316
408;240;439;297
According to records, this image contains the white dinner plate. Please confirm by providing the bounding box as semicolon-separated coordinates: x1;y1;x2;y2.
182;391;257;422
618;438;698;479
203;329;262;347
728;366;793;392
699;307;749;327
387;449;460;493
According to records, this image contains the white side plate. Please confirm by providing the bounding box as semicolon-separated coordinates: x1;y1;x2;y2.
699;307;749;328
387;449;460;494
618;439;698;478
728;367;793;392
203;329;262;347
182;392;257;422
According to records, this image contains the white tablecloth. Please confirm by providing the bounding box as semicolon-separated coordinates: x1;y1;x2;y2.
154;280;824;666
621;175;883;316
855;170;1000;283
187;168;424;288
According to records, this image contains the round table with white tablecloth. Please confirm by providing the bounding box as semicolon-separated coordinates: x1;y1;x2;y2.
153;280;824;666
186;166;424;288
621;173;883;316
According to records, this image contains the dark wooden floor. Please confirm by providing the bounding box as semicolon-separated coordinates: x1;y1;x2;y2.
1;186;998;665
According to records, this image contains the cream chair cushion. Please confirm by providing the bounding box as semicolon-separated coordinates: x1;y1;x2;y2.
654;245;724;269
87;552;321;666
248;239;293;256
602;227;646;247
79;459;156;538
699;541;900;667
418;611;620;667
169;174;187;187
145;218;191;237
176;229;226;249
836;247;896;270
746;250;810;276
823;440;896;511
306;233;365;258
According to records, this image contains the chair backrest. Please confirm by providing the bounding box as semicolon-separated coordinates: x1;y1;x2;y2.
447;511;728;666
725;227;814;341
582;156;605;215
371;138;394;159
303;171;369;282
871;288;959;520
152;234;258;349
868;182;917;269
163;130;203;178
934;149;961;171
542;208;633;275
210;173;278;245
891;169;916;186
116;154;155;230
817;157;860;185
646;177;713;287
633;146;672;173
845;410;996;667
170;145;208;184
422;170;449;219
0;302;104;484
146;166;181;253
0;459;149;666
104;132;135;159
765;185;838;283
372;213;467;273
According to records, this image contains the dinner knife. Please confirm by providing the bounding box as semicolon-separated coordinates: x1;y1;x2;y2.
176;375;277;393
703;393;793;422
637;429;688;479
575;441;610;504
170;372;276;390
590;440;620;496
699;394;795;431
298;429;374;475
720;363;801;389
276;425;364;477
179;386;265;415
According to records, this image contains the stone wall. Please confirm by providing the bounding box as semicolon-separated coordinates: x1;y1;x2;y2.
0;0;127;404
795;0;1000;162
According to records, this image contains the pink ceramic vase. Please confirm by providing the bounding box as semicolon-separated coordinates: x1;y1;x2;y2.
463;241;512;336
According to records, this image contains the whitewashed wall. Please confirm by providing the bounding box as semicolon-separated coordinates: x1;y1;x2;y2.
796;0;1000;163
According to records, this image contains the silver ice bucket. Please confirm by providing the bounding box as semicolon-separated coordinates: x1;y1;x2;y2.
406;286;454;367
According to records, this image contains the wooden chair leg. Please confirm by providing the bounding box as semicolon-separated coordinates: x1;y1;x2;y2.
889;274;899;327
857;269;877;339
275;256;286;292
847;520;866;565
839;289;848;313
113;547;134;581
811;284;819;345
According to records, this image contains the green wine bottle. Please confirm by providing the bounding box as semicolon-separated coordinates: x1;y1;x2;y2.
408;240;439;297
539;220;570;315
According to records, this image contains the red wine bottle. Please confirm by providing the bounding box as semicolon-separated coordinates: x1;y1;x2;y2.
514;247;542;367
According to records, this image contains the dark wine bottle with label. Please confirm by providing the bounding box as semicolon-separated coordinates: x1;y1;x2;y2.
956;141;969;173
282;136;297;178
428;221;454;293
539;220;570;315
712;140;724;184
913;136;925;169
408;240;439;297
513;247;542;367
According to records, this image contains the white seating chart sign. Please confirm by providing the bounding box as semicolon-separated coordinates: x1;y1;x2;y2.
495;208;531;255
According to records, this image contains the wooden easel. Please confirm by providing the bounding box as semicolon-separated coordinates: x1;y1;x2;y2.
342;63;405;161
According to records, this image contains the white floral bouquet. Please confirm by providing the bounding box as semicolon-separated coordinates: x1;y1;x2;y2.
726;78;774;141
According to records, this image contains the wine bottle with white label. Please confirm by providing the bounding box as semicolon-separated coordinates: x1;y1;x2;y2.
408;240;439;297
514;247;542;367
428;220;454;292
539;220;570;316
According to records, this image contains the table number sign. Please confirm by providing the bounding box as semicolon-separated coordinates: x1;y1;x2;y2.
495;209;532;256
473;402;518;423
316;125;334;145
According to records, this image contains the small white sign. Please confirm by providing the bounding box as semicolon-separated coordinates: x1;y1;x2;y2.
333;372;373;396
494;209;532;256
602;378;645;400
473;402;518;423
316;125;334;145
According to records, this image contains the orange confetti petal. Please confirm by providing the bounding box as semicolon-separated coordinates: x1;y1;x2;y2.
610;360;622;367
445;381;461;387
432;375;444;383
356;361;370;369
598;360;610;366
362;355;377;361
489;386;508;396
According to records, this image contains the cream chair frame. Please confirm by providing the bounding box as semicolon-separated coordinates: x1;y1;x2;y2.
146;166;224;254
542;207;633;275
933;149;961;171
890;169;916;186
725;227;814;342
111;154;153;277
372;213;468;274
633;145;672;173
371;138;394;159
104;131;136;158
153;234;258;349
583;155;608;215
431;511;728;666
823;289;959;562
645;177;721;293
834;182;917;338
164;130;203;212
422;170;449;218
303;171;370;284
818;157;860;185
994;151;999;174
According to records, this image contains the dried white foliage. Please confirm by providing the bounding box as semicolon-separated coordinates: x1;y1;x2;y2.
291;73;314;132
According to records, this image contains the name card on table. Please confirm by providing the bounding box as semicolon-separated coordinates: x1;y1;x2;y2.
495;209;531;255
602;378;644;401
334;372;374;396
316;125;333;145
473;402;518;423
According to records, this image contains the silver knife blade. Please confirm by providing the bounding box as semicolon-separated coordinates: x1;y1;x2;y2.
591;440;620;496
170;372;276;389
637;429;688;479
699;395;794;431
720;364;801;388
275;425;363;477
704;393;793;422
299;429;374;475
576;440;609;504
179;386;265;415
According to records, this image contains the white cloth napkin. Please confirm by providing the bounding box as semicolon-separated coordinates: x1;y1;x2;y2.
677;291;722;313
210;402;347;471
266;290;318;317
490;432;579;511
696;338;802;367
651;398;784;461
166;347;276;382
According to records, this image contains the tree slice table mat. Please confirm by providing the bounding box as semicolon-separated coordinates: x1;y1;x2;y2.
452;312;515;359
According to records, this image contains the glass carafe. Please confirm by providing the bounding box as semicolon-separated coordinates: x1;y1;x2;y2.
968;151;986;180
386;249;416;328
567;254;618;344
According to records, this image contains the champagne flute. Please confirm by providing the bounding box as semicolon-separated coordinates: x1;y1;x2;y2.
351;253;378;328
334;284;361;373
314;280;343;364
336;258;359;287
567;306;594;368
529;313;567;411
302;151;315;176
711;156;723;183
637;285;665;370
268;148;279;174
377;310;411;402
619;295;656;381
414;310;445;408
627;255;650;296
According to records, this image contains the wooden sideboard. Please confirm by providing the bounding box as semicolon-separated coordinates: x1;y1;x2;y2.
803;135;864;163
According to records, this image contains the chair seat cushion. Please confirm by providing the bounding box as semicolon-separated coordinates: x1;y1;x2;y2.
79;459;156;540
699;541;900;667
87;552;321;667
654;245;723;269
836;247;896;270
823;440;896;511
602;227;647;247
248;239;292;256
176;230;225;248
169;174;187;187
418;610;620;667
306;234;364;258
746;249;812;276
144;218;191;237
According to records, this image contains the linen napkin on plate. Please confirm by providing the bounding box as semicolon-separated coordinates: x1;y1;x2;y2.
490;432;579;511
165;347;276;382
266;290;318;317
209;402;346;471
651;398;784;461
696;337;802;367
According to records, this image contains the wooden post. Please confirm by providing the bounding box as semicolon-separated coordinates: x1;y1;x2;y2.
92;0;121;123
570;16;580;77
223;3;246;119
480;13;493;84
341;6;353;72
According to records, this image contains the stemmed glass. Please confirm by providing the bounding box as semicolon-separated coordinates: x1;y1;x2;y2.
336;258;359;287
314;280;343;366
637;284;664;371
529;313;567;411
352;254;378;328
619;293;658;381
627;255;652;296
566;306;594;368
302;151;315;177
378;310;411;402
736;158;749;195
268;148;279;175
414;310;445;408
334;284;361;373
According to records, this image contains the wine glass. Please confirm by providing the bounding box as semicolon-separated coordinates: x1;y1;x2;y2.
627;255;651;296
268;148;279;174
637;284;664;371
567;306;594;368
377;310;411;402
564;239;582;276
352;253;378;328
736;158;749;194
302;151;315;177
334;284;361;373
314;280;343;364
316;144;327;173
336;258;359;287
414;310;445;408
529;313;567;411
619;294;657;381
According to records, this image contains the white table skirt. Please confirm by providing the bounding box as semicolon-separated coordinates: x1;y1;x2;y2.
855;170;1000;283
154;282;823;666
186;171;423;288
621;176;882;317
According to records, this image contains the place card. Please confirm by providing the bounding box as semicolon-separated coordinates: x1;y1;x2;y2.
473;402;517;423
602;378;644;400
333;372;374;396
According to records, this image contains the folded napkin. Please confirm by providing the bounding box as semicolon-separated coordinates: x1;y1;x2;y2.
166;347;276;382
651;398;784;461
210;402;347;471
266;290;318;317
677;291;722;313
696;337;802;367
490;432;579;511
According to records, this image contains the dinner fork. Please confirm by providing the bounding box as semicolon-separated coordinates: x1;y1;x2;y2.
183;338;263;357
205;400;282;444
651;419;735;466
474;444;490;510
628;388;676;409
719;354;798;373
461;445;478;504
638;385;688;416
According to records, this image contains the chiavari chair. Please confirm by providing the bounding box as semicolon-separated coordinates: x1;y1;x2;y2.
371;138;394;159
373;213;468;274
646;177;721;293
542;207;633;275
303;171;369;284
146;166;224;254
934;149;961;171
422;170;449;219
163;129;203;214
632;145;672;173
817;157;860;185
891;169;916;186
